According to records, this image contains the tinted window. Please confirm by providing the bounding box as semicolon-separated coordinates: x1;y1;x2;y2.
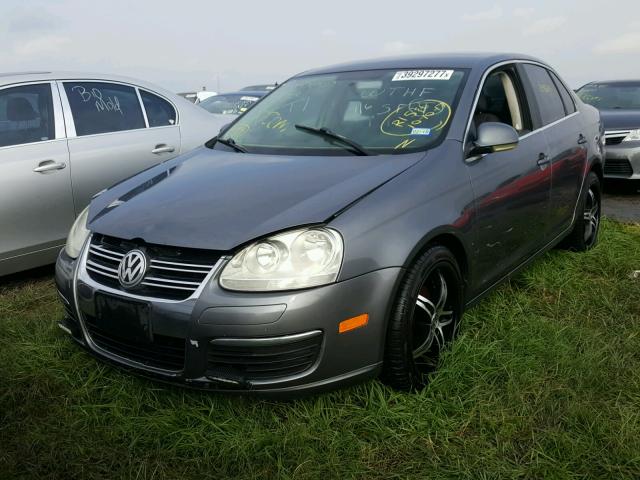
523;64;566;125
64;82;145;136
549;71;576;114
0;83;54;148
140;90;177;127
576;82;640;110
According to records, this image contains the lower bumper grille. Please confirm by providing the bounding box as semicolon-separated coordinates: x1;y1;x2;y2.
604;158;633;177
207;331;323;381
605;136;625;146
604;130;630;146
84;314;186;371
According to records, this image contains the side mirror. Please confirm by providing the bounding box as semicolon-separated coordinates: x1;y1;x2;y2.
469;122;519;156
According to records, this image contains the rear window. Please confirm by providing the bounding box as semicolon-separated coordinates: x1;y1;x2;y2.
549;71;576;114
522;64;566;126
0;83;54;148
64;82;146;136
140;90;177;127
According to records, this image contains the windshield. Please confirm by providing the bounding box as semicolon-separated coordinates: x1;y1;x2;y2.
218;68;467;155
577;82;640;110
200;94;262;114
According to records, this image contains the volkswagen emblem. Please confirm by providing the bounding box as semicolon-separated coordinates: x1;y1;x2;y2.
118;249;148;288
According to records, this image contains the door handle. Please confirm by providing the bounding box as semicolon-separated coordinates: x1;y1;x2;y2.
536;153;550;169
151;144;175;154
577;134;588;145
33;160;67;173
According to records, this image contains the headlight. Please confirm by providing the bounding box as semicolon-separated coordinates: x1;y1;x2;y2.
623;129;640;142
64;207;90;259
219;227;343;291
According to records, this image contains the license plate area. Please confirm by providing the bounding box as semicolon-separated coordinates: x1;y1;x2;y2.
94;293;152;344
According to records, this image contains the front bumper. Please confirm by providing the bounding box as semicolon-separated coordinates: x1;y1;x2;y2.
604;141;640;179
55;245;400;395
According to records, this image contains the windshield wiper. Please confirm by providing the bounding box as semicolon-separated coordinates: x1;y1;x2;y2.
216;137;247;153
294;124;372;156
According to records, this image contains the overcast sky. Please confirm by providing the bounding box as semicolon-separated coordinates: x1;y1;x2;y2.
2;0;639;92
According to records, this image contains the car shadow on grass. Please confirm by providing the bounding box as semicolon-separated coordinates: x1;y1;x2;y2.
0;265;55;292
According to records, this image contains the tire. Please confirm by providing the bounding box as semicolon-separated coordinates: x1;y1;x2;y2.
560;171;601;251
382;245;464;391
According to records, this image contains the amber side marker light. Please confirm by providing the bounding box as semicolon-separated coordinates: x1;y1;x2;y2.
339;314;369;333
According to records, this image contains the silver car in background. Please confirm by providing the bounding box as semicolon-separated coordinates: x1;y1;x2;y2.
198;91;266;117
0;71;227;276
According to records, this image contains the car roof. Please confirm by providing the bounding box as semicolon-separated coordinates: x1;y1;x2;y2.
298;52;545;76
241;84;276;90
582;80;640;86
213;91;266;97
0;71;178;99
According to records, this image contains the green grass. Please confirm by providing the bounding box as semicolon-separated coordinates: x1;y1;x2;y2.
1;219;640;479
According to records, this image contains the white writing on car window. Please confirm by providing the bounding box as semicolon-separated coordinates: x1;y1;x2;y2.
71;86;123;116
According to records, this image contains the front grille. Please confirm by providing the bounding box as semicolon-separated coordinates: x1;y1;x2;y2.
84;314;186;371
85;234;221;301
605;130;630;146
604;158;633;177
207;332;323;381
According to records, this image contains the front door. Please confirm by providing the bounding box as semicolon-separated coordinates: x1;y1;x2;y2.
466;65;553;292
0;82;74;275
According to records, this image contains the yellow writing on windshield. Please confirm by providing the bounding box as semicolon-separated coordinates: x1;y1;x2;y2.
579;94;600;103
233;123;251;139
261;112;288;132
380;99;451;137
395;138;416;149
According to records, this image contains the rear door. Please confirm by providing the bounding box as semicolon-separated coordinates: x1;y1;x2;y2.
520;64;587;237
60;80;181;210
0;82;74;273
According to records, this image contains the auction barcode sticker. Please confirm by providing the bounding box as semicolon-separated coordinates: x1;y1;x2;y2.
392;70;454;81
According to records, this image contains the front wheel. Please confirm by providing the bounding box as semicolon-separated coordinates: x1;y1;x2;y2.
561;171;601;251
382;246;464;391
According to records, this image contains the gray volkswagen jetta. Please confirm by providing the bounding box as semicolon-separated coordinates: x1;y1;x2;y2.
55;53;604;394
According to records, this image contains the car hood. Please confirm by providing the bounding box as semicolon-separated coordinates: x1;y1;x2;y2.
88;147;424;251
599;109;640;130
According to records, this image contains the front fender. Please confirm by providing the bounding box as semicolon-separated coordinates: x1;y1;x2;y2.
330;141;475;284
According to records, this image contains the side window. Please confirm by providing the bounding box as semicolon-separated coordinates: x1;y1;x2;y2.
522;64;566;125
0;83;54;148
140;90;177;127
64;82;145;136
473;66;531;136
549;71;576;114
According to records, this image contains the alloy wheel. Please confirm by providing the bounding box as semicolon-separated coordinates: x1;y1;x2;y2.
583;187;600;247
411;269;457;371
